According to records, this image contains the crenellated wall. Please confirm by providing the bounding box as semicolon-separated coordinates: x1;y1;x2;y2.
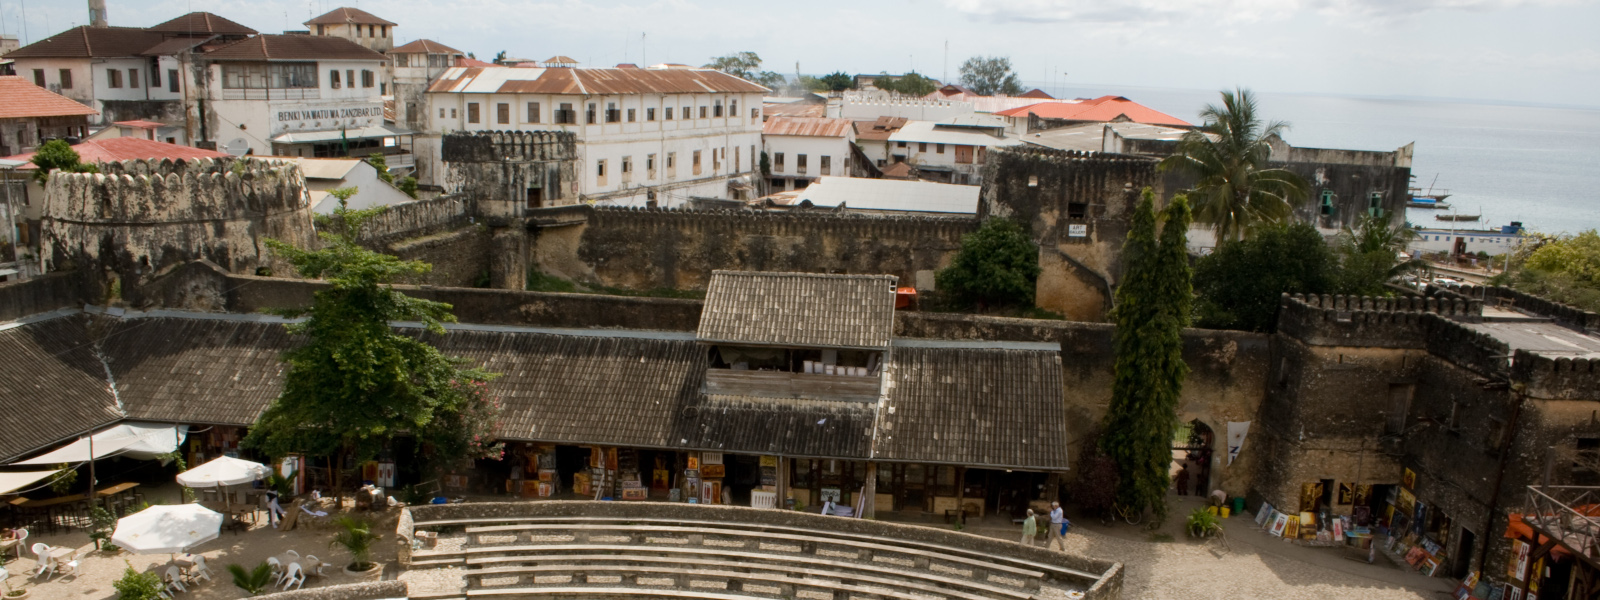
1274;292;1481;349
40;157;316;305
1451;284;1600;333
441;130;580;221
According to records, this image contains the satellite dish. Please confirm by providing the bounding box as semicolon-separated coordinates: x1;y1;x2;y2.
223;138;250;156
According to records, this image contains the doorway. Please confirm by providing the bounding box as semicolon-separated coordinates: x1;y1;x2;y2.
1171;420;1214;495
1453;528;1476;579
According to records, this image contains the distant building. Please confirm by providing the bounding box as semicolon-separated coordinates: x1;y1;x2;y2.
281;157;415;214
0;75;99;156
390;39;466;180
766;176;979;216
87;120;183;144
852;116;907;169
425;65;768;206
995;95;1193;134
920;86;1072;114
885;116;1021;185
304;7;396;55
761;116;858;192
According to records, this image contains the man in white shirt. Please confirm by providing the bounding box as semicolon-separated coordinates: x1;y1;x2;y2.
1047;501;1070;550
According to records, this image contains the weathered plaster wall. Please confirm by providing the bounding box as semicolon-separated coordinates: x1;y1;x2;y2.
388;225;490;288
441;130;580;220
0;272;81;322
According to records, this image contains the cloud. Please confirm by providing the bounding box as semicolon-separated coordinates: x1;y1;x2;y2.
943;0;1580;25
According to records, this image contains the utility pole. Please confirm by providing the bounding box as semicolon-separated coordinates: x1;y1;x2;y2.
942;40;948;84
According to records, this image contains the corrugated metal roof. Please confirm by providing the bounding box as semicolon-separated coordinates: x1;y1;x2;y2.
887;120;1022;147
3;138;230;168
762;116;853;138
428;66;768;95
763;102;826;118
853;117;908;141
698;271;898;350
996;95;1192;127
0;76;99;120
790;176;979;215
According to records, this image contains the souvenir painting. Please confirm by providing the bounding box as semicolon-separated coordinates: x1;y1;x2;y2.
1284;515;1300;539
1403;468;1417;489
1270;512;1289;537
1338;482;1354;505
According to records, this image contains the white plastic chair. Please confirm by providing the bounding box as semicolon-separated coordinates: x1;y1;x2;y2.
284;549;299;560
164;566;187;594
61;557;82;579
280;562;305;591
30;544;51;578
266;557;284;585
189;555;213;583
11;529;26;561
302;555;324;577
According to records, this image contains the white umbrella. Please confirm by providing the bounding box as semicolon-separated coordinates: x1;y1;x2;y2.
111;504;223;555
175;456;269;487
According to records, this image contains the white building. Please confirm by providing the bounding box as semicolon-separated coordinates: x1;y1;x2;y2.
282;157;416;214
200;34;403;160
304;7;396;56
885;116;1021;185
390;39;466;181
769;176;979;216
761;116;857;192
1409;224;1525;256
424;65;768;206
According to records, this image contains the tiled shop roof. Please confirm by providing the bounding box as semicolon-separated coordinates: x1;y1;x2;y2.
4;26;166;59
0;316;125;463
876;346;1068;470
676;395;875;459
698;271;898;350
0;76;99;120
103;318;295;426
763;116;853;138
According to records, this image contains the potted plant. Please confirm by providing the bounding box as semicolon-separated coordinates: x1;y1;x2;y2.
3;566;29;600
111;564;164;600
88;507;118;552
227;562;276;595
330;516;382;580
1186;507;1223;539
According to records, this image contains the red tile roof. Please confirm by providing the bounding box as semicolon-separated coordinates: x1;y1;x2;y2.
203;34;388;61
994;95;1191;127
304;7;396;26
3;138;228;169
147;12;257;35
763;116;852;138
4;26;166;59
430;66;769;95
392;39;462;55
139;37;211;57
1018;88;1054;99
0;76;99;120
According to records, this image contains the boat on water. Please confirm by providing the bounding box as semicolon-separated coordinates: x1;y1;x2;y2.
1406;175;1452;209
1436;213;1480;222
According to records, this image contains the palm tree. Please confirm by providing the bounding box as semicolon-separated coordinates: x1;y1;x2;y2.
1159;88;1308;242
1336;214;1421;295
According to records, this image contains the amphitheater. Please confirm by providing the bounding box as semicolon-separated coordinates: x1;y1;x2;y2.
389;502;1123;600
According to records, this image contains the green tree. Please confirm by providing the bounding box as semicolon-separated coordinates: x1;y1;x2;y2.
1193;222;1338;332
1491;230;1600;313
1158;88;1308;242
397;176;419;199
958;56;1023;96
935;218;1040;309
876;71;937;96
492;50;507;65
29;139;99;184
366;153;394;184
113;564;166;600
1101;189;1192;524
243;188;502;503
705;51;784;89
815;71;855;92
1335;214;1419;296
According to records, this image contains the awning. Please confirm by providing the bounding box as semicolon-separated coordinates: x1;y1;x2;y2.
14;423;188;465
270;124;416;145
0;469;64;495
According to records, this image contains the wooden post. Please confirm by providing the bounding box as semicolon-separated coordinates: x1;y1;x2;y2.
863;462;878;519
1046;472;1061;504
955;466;966;524
777;456;789;509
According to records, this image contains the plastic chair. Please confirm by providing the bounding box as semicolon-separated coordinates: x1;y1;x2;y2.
266;557;284;584
280;562;305;591
284;549;299;560
30;543;51;578
62;557;82;579
164;566;186;594
302;555;324;577
10;529;26;561
189;555;213;583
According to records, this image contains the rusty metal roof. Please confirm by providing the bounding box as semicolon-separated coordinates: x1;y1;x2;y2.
853;116;907;141
763;116;853;138
698;271;898;350
428;66;769;95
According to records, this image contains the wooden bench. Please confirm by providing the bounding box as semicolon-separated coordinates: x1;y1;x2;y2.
462;552;1032;600
466;566;938;600
460;523;1044;586
427;515;1096;581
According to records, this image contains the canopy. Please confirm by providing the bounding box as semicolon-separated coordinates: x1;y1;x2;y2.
0;469;64;495
15;423;188;465
112;504;222;554
269;123;415;144
176;456;269;487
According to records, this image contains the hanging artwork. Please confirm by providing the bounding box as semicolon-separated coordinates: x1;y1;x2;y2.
1300;482;1324;513
1403;468;1417;490
1354;484;1372;507
1338;482;1354;505
1226;421;1250;465
700;464;726;478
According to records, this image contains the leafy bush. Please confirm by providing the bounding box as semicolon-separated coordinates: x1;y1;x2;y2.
1186;508;1223;539
29;140;99;184
935;218;1040;310
228;562;276;595
112;564;165;600
1194;223;1337;332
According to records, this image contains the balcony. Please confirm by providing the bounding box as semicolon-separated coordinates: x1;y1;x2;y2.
704;368;880;403
222;88;321;101
1522;485;1600;569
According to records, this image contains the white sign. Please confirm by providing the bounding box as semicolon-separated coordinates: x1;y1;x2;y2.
1068;224;1088;237
1227;421;1251;465
272;102;383;133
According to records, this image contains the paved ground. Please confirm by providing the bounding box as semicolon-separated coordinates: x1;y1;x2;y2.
3;490;1455;600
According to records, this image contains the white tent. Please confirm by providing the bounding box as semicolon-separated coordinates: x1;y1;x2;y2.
0;469;64;495
111;504;222;555
176;456;269;487
15;423;188;465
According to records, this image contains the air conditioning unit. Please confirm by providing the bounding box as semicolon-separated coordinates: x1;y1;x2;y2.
48;84;62;93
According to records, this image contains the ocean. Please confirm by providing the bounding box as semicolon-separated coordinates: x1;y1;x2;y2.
1034;84;1600;235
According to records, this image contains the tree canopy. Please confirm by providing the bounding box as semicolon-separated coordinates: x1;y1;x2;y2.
1158;88;1307;242
1491;230;1600;313
705;51;785;90
958;56;1023;96
29;139;99;184
1193;222;1337;332
1102;189;1192;524
243;189;503;497
934;218;1040;309
1335;214;1419;297
875;72;937;96
812;71;855;92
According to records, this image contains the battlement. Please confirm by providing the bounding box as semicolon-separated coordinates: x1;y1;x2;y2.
441;130;579;163
1424;313;1512;378
1451;284;1600;332
587;204;977;235
989;145;1159;164
1513;351;1600;402
1276;293;1482;348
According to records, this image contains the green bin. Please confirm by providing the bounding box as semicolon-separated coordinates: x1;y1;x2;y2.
1231;497;1245;516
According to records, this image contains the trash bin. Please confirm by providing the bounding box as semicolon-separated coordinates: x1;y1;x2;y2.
1231;497;1245;516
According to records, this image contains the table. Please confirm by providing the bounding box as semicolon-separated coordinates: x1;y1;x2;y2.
41;546;73;579
0;538;18;561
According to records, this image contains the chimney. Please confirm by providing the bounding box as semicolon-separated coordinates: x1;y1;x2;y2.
88;0;108;27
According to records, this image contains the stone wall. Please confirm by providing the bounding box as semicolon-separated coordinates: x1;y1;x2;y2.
253;581;406;600
1453;284;1600;333
979;147;1157;321
0;272;81;322
442;130;580;221
539;206;974;292
40;157;316;306
358;195;472;246
1275;293;1480;349
387;225;490;288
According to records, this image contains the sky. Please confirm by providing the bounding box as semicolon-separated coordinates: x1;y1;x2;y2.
3;0;1597;108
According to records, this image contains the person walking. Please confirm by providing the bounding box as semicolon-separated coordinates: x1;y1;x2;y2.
1176;465;1191;496
1020;509;1038;546
1047;501;1070;551
265;488;286;528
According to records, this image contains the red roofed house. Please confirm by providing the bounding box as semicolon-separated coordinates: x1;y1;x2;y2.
995;95;1192;134
0;75;99;156
391;39;467;177
761;116;864;192
305;7;397;54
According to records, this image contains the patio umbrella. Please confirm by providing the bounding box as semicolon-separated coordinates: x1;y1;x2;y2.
176;456;269;521
111;504;222;555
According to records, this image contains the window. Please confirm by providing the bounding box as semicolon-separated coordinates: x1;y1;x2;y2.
713;147;721;171
918;142;927;152
527;102;540;123
646;108;655;121
587;103;597;124
797;154;808;174
936;143;945;154
713;99;723;117
621;156;632;182
556;103;576;124
773;152;784;172
683;105;691;120
368;25;376;37
362;70;375;88
108;69;122;88
730;99;737;116
666;152;676;177
381;25;387;37
820;155;831;175
751;107;759;122
467;102;480;124
647;153;657;179
1320;190;1336;215
356;24;363;37
31;69;44;87
317;24;325;35
346;70;355;90
627;108;636;122
693;150;702;175
59;69;72;89
664;107;673;120
330;69;341;89
148;64;158;88
1368;192;1384;217
896;141;907;148
596;159;608;186
168;69;179;93
1068;202;1087;219
128;69;138;88
395;54;409;67
1385;383;1414;435
496;103;510;124
605;102;620;123
735;147;740;172
699;106;708;119
439;108;446;119
224;63;316;89
451;108;457;118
